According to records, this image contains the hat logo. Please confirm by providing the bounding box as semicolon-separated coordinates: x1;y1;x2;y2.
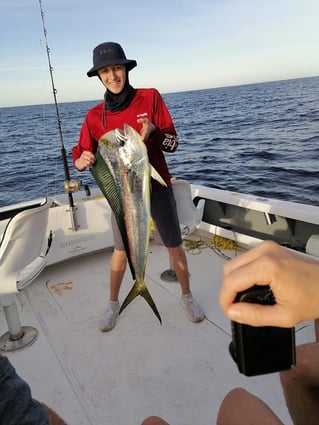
99;47;114;56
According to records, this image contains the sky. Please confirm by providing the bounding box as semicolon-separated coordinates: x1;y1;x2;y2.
1;0;319;107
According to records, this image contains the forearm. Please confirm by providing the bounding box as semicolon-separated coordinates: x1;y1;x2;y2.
151;127;178;152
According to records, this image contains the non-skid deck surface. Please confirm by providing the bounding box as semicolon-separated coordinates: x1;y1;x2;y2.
0;239;315;425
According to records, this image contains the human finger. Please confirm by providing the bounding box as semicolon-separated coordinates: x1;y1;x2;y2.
137;117;149;124
219;253;274;316
226;302;296;327
81;151;95;168
221;247;319;327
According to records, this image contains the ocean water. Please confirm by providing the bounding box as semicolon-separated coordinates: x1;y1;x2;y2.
1;76;318;208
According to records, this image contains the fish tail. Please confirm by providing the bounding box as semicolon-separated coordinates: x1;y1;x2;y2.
119;279;162;325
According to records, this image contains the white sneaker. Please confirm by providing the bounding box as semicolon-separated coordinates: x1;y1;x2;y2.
180;293;205;322
99;301;120;332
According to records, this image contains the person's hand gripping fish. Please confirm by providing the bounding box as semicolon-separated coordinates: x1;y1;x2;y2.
137;118;155;142
75;119;152;171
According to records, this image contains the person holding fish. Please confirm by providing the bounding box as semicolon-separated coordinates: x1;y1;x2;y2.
72;42;205;331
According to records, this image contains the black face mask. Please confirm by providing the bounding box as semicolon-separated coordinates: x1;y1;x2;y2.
104;71;136;113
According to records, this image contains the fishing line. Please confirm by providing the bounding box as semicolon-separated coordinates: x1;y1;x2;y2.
38;0;80;210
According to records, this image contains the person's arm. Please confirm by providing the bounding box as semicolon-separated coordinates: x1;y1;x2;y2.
219;240;319;327
142;89;178;153
72;116;97;171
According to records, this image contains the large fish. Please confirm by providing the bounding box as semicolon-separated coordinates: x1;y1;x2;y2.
90;124;166;324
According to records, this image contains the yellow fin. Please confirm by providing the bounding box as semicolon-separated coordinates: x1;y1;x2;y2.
150;166;167;186
119;279;162;324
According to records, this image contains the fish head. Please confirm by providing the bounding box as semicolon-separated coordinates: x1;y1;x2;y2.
118;124;148;169
99;130;124;150
98;125;148;171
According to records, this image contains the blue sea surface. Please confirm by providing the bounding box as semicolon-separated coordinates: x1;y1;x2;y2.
0;76;318;208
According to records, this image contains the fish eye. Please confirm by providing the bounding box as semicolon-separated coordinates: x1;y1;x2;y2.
115;134;126;147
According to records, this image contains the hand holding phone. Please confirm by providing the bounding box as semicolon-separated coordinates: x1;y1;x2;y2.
229;285;296;376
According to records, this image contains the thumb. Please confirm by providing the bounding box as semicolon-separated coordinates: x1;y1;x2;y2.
137;118;147;125
227;303;286;327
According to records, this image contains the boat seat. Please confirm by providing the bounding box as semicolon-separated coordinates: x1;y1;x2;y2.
172;179;205;237
161;179;206;281
0;197;52;351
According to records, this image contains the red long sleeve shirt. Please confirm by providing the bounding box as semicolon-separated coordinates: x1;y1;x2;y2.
72;88;178;191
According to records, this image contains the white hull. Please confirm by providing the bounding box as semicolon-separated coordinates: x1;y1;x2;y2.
43;184;319;264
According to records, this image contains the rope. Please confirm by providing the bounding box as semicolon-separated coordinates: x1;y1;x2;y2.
183;234;238;260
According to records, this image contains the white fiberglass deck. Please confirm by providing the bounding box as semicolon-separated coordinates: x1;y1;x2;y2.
0;235;315;425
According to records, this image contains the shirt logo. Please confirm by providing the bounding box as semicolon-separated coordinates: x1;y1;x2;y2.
137;112;148;119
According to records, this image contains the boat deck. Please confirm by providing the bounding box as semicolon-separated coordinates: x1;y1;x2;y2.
0;233;315;425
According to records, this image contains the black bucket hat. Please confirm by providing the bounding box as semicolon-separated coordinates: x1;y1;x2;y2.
87;42;137;77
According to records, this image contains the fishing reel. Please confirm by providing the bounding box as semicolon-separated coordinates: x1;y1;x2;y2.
64;179;81;194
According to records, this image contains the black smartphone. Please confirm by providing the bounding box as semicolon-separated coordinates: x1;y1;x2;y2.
230;285;296;376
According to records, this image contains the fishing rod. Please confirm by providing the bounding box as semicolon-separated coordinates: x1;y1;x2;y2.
38;0;80;231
